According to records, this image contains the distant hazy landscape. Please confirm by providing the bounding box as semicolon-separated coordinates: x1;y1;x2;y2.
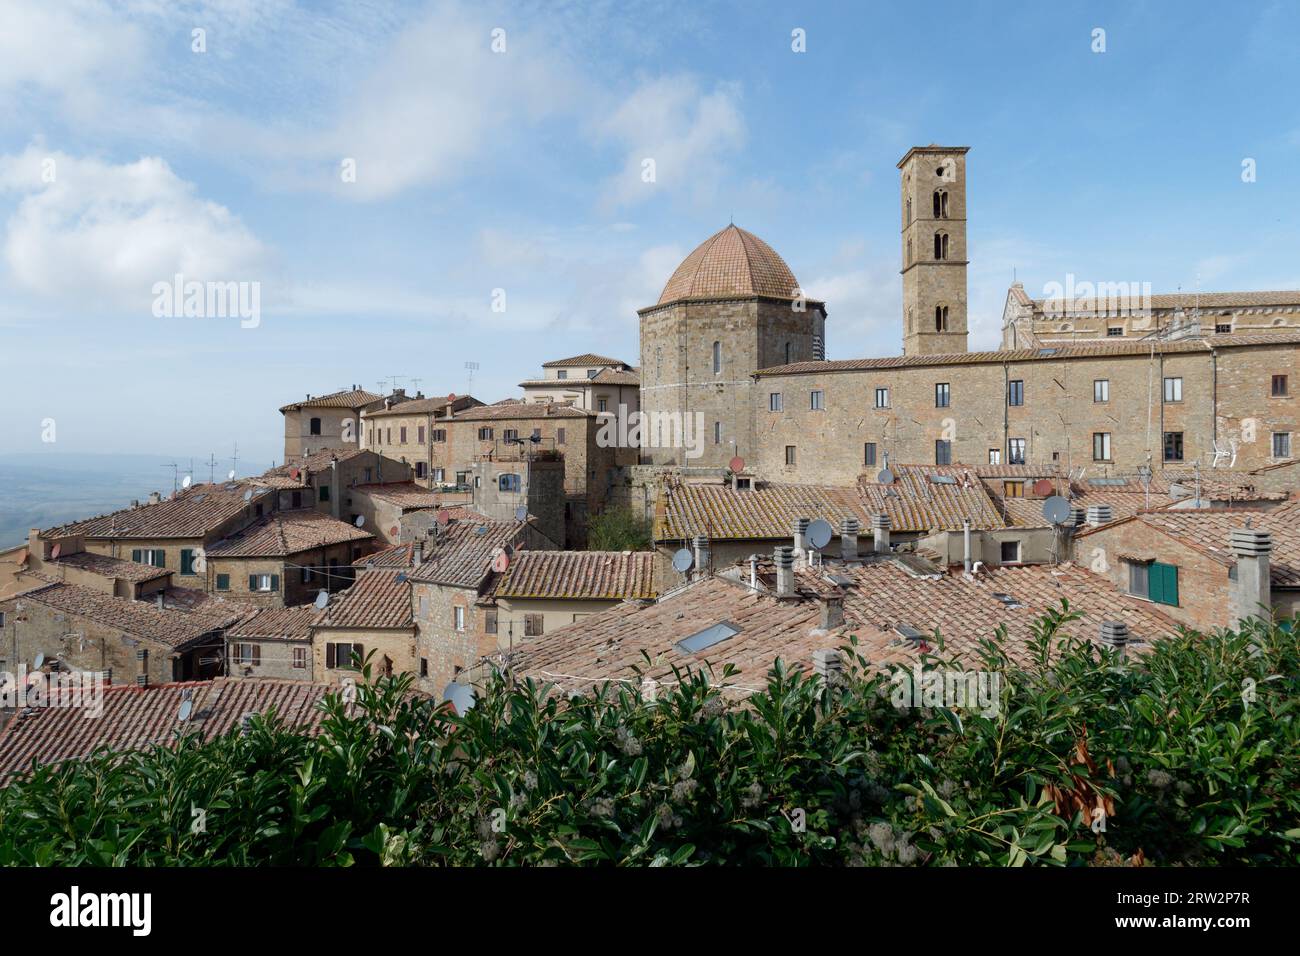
0;453;256;549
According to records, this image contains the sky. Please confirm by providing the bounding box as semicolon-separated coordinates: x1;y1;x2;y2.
1;0;1298;468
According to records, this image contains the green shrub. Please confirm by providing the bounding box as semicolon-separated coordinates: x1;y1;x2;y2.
585;507;652;552
0;604;1295;866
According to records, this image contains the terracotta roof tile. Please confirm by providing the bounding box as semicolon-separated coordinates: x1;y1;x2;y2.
52;551;172;583
409;518;527;589
352;482;441;511
494;551;658;601
541;354;630;368
228;604;323;641
205;509;372;558
319;570;413;629
1030;290;1300;313
859;465;1009;532
454;402;595;422
278;388;382;413
44;482;271;540
657;480;870;541
655;225;808;306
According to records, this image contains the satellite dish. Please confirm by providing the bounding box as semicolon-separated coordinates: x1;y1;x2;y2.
289;467;300;480
389;525;399;537
671;548;694;574
1042;495;1072;525
493;552;510;573
514;506;528;522
448;393;456;402
354;515;365;527
442;682;476;716
1032;479;1054;497
177;699;193;721
32;652;45;669
243;489;254;502
314;590;329;610
877;468;895;485
227;469;236;480
182;475;192;490
50;543;61;560
806;519;833;550
729;456;745;473
436;509;450;526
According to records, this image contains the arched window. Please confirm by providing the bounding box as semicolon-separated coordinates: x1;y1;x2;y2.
934;232;949;260
712;341;721;374
935;305;949;331
933;189;948;218
906;237;912;265
906;197;912;224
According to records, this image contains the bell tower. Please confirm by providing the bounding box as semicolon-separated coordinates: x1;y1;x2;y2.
899;145;970;355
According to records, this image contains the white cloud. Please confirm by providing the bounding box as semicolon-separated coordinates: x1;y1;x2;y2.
598;75;746;210
0;146;268;311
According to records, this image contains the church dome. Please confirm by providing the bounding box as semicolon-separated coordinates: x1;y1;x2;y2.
656;225;801;305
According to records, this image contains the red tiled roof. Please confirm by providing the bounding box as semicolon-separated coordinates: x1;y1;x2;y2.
454;402;595;422
362;395;483;418
494;551;658;601
0;678;333;783
1030;290;1300;313
353;542;417;569
228;604;324;641
654;225;809;306
205;509;372;558
52;551;172;583
541;354;630;368
44;482;271;540
319;570;413;630
409;518;527;589
265;446;368;478
657;480;870;541
859;465;1009;532
351;482;440;511
278;388;382;413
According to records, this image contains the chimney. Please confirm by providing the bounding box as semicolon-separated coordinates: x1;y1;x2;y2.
774;545;795;599
413;540;424;566
148;491;162;506
792;517;810;563
693;535;711;578
963;518;972;573
1086;504;1113;527
748;553;759;589
1229;527;1272;626
1070;506;1086;528
840;517;860;562
155;592;165;610
812;648;843;686
1098;620;1129;659
872;514;891;554
818;594;845;629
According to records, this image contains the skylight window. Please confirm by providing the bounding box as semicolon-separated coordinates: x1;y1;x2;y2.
930;474;958;485
676;621;741;654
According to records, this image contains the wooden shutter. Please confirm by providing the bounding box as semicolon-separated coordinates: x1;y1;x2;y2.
270;574;279;592
252;645;261;665
132;549;143;563
1150;562;1179;606
249;574;257;590
326;643;336;668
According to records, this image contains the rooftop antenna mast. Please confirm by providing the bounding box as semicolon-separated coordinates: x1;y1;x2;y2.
465;361;480;396
388;375;404;393
205;453;218;484
160;462;179;495
230;443;239;479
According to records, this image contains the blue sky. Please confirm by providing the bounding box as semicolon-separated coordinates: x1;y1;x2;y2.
1;0;1297;468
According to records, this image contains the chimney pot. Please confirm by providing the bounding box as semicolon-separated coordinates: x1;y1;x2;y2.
792;517;810;563
1086;504;1113;527
1098;620;1129;659
871;513;891;554
840;516;860;562
812;647;844;686
818;595;845;629
1229;527;1273;626
774;545;795;598
693;535;711;577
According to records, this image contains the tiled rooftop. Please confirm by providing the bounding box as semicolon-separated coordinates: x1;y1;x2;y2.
0;678;333;783
266;446;368;478
205;509;372;558
657;480;871;541
44;481;271;540
351;482;441;511
859;465;1009;532
654;225;808;306
52;551;172;583
352;542;418;569
454;402;595;422
409;517;527;590
278;387;382;413
362;394;482;418
227;604;324;641
1030;290;1300;314
319;569;414;630
541;354;630;368
493;551;658;601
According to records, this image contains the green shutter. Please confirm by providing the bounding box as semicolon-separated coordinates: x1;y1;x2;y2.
1150;562;1179;606
270;574;279;592
249;574;257;590
132;549;143;563
216;574;229;591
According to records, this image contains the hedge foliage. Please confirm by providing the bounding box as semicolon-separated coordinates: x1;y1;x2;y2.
0;603;1295;866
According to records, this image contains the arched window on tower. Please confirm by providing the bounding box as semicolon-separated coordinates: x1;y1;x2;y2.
935;305;950;332
906;237;912;265
712;341;721;374
934;232;949;260
933;189;948;218
906;197;912;224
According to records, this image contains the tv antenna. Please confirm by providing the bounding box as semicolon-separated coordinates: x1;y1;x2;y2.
160;462;179;494
205;453;219;484
230;443;239;479
465;361;480;395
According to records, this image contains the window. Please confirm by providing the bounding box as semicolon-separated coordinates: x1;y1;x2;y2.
175;548;195;576
864;442;877;467
418;425;425;444
399;426;407;443
988;449;1001;465
933;232;949;260
713;421;722;444
1000;540;1021;564
502;428;518;443
677;621;741;654
598;397;608;412
1163;431;1184;462
292;647;307;670
131;548;166;568
933;189;948;218
557;370;568;380
935;440;952;465
712;341;721;374
1272;374;1289;397
1003;480;1024;498
1008;380;1024;406
769;392;783;412
233;643;261;666
291;490;302;508
1107;326;1123;336
1163;377;1183;403
318;485;330;503
874;387;889;408
935;305;949;331
249;574;279;592
432;468;445;483
415;462;427;479
785;342;793;364
1008;438;1026;464
498;473;521;492
1215;323;1232;334
309;417;321;436
524;613;545;637
587;368;598;379
1130;561;1179;607
419;657;428;677
1093;432;1112;461
454;606;465;631
215;574;230;591
432;429;446;442
1273;432;1292;458
1093;379;1109;403
556;428;566;445
478;427;494;441
386;427;391;444
485;609;498;635
810;390;825;411
785;445;797;466
326;642;363;670
935;382;950;407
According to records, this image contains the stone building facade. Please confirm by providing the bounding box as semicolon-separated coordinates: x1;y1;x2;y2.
899;145;970;356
